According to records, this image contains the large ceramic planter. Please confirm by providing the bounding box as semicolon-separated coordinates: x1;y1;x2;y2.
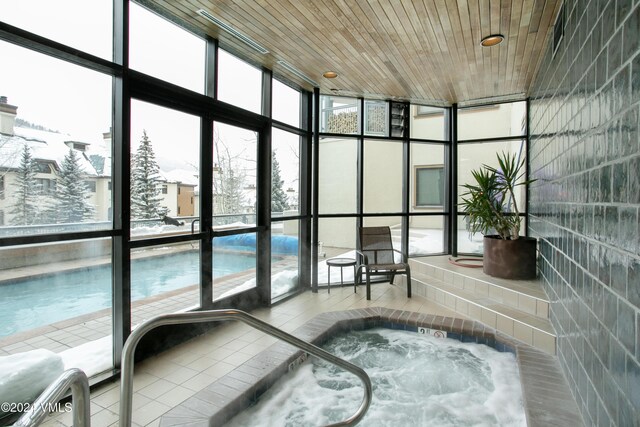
483;235;537;280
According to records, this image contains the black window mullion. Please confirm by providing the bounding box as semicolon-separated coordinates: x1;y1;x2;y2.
449;104;458;257
112;0;130;370
311;88;320;293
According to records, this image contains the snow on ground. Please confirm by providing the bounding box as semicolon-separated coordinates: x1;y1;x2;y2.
59;336;112;378
0;349;64;409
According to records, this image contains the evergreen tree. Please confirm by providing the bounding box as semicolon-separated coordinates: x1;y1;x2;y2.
55;148;95;223
9;144;39;225
131;130;168;219
271;152;288;213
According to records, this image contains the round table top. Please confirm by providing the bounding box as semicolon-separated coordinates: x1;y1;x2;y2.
326;257;357;266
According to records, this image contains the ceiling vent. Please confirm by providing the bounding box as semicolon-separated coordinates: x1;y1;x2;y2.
196;9;269;55
277;60;319;87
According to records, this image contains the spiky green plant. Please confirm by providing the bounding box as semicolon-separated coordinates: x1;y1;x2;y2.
460;151;534;240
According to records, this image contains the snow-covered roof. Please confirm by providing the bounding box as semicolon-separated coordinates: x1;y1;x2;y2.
0;126;109;177
164;169;199;186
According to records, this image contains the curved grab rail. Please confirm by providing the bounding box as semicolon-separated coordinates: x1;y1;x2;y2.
119;309;372;427
13;368;90;427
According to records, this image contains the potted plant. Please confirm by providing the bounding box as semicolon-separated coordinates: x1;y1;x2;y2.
460;151;537;280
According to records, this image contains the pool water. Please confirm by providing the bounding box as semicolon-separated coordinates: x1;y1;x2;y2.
0;250;256;337
225;328;526;427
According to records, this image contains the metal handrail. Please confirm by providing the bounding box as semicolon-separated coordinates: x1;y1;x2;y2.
119;309;372;427
13;368;90;427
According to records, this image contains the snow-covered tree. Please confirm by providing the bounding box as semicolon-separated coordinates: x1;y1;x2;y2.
131;130;168;219
55;148;94;223
271;152;288;213
8;144;39;225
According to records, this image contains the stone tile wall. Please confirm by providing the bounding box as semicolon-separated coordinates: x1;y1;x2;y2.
529;0;640;425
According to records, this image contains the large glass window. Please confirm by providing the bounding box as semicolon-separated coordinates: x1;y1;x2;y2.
0;41;112;236
410;105;448;140
1;0;113;60
319;138;358;214
271;220;300;299
217;49;262;114
272;80;301;128
129;2;205;93
212;233;257;301
0;239;113;377
212;123;258;226
457;101;527;140
130;101;200;239
363;139;403;213
131;242;200;324
320;96;360;134
318;217;357;285
457;140;527;254
457;140;527;207
272;129;300;216
409;217;446;255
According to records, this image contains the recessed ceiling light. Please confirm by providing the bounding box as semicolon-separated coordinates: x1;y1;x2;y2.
480;34;504;47
323;71;338;78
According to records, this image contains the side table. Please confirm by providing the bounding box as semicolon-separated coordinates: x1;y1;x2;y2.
326;257;357;294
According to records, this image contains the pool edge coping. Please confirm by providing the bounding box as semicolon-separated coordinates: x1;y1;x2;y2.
158;307;584;427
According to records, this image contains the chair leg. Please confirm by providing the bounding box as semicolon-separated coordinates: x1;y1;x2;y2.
389;272;396;285
365;268;371;300
406;268;412;298
353;265;357;293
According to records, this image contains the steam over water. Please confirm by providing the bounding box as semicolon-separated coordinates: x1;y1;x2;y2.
226;328;526;427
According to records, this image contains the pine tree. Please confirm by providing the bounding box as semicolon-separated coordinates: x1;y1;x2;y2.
131;130;168;219
271;152;288;213
9;144;39;225
55;148;95;223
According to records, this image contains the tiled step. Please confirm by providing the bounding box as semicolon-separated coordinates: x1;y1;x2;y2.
407;257;556;355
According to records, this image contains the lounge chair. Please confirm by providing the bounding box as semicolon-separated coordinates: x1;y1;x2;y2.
356;226;411;300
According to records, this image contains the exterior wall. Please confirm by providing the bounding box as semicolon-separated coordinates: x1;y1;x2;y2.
160;182;178;217
93;178;111;221
529;1;640;425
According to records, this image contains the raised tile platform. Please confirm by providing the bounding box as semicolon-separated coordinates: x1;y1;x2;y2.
406;255;557;354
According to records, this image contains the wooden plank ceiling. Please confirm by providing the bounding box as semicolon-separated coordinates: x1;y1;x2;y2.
145;0;561;105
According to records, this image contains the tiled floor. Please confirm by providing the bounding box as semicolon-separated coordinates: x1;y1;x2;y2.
40;282;461;427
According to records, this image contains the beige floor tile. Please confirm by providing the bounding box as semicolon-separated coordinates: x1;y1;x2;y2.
130;401;171;426
154;385;196;407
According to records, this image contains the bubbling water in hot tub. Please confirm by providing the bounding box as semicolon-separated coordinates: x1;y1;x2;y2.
225;327;526;427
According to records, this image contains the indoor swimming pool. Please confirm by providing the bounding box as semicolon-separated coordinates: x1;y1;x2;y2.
224;327;526;427
0;250;256;337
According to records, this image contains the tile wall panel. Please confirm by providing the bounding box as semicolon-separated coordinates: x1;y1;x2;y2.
529;0;640;425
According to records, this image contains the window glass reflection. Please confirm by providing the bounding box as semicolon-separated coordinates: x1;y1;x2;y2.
217;49;262;114
130;2;205;93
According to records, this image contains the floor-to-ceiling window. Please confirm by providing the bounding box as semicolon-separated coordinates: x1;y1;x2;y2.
456;101;528;254
409;105;450;256
314;97;452;289
0;0;309;383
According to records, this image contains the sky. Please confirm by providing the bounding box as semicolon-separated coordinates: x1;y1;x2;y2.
1;1;302;190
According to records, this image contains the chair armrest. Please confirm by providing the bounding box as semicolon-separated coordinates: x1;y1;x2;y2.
355;250;368;265
392;248;408;263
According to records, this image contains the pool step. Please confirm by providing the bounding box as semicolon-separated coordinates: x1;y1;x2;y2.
406;256;556;355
